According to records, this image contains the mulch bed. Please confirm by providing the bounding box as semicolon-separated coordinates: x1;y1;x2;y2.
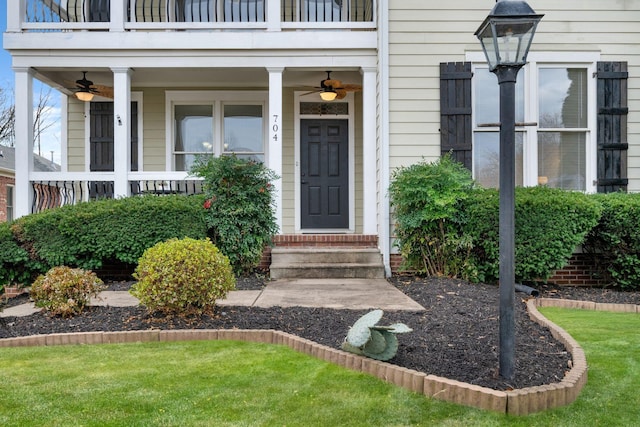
1;275;638;391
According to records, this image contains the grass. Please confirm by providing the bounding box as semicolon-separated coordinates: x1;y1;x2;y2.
0;308;638;426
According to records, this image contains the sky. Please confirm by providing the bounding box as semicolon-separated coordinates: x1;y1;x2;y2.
1;5;62;165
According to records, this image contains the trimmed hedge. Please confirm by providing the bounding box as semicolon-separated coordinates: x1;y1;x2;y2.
583;193;640;289
0;222;31;292
462;187;602;283
2;195;207;286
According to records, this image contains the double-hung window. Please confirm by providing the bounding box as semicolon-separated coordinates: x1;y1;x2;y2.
471;53;597;192
167;91;267;171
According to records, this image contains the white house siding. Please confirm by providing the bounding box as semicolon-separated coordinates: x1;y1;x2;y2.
66;98;86;172
141;88;166;172
387;0;640;255
281;88;296;233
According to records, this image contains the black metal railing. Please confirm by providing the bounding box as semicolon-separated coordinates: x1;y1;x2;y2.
26;0;110;23
31;180;204;213
24;0;373;25
282;0;373;23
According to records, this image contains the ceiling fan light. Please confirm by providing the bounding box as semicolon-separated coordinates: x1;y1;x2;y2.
75;90;94;102
320;90;337;101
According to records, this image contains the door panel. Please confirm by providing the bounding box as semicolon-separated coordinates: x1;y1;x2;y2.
300;119;349;229
90;102;139;172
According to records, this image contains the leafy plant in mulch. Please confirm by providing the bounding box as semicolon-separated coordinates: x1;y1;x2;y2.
341;310;412;361
131;237;236;315
30;266;104;317
388;155;475;278
191;155;279;274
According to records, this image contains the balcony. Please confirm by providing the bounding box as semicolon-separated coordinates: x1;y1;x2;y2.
13;0;375;32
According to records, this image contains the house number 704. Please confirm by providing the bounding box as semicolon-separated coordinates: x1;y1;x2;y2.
272;114;279;141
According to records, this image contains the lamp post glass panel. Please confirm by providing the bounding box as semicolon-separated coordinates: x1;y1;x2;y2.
475;0;543;380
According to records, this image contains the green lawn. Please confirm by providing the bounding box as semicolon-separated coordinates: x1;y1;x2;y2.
0;308;638;426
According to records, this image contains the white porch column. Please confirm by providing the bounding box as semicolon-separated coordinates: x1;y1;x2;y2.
361;67;377;234
13;67;34;219
267;67;284;231
111;67;132;198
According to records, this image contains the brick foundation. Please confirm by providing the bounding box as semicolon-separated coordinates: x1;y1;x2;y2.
390;253;609;287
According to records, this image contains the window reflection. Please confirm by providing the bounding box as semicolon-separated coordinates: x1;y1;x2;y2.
474;132;524;189
174;105;213;171
474;67;524;126
223;104;264;162
539;68;587;129
538;132;586;190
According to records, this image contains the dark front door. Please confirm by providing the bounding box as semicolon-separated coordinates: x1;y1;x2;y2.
300;119;349;229
90;102;138;172
89;102;138;198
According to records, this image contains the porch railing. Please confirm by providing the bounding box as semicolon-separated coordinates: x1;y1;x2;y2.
31;176;204;214
18;0;375;31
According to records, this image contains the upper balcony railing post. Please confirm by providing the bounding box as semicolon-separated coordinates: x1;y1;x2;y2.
7;1;25;32
110;0;127;32
268;0;282;31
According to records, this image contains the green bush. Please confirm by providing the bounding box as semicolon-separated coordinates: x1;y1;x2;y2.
388;155;475;277
0;222;32;293
583;193;640;289
130;238;236;315
190;155;279;274
30;266;104;317
11;195;208;272
463;186;602;283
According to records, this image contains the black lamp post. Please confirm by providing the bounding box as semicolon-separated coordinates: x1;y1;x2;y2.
475;0;543;380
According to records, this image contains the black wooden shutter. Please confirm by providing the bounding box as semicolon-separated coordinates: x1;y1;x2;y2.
596;61;628;193
440;62;473;169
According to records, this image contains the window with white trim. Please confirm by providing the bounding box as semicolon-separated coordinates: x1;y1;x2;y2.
472;59;596;192
6;185;14;222
167;91;267;171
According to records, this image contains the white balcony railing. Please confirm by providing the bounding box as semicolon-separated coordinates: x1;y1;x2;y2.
12;0;375;32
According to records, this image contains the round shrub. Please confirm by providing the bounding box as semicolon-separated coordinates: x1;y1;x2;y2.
30;266;105;317
131;238;236;315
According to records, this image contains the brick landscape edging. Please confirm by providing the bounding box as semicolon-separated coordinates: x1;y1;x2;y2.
1;299;637;415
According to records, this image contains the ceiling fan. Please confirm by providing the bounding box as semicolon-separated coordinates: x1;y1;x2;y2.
67;71;113;101
304;71;362;101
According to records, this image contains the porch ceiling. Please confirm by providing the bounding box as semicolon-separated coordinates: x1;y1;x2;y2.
33;67;364;97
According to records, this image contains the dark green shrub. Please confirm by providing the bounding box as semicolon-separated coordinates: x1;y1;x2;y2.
190;155;278;274
130;238;236;315
583;193;640;289
388;155;475;277
30;266;104;317
463;186;602;283
12;195;207;272
0;222;32;293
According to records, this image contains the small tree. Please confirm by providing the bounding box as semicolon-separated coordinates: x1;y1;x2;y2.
191;155;279;274
388;155;475;277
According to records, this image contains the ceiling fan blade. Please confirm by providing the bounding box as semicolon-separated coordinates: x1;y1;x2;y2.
93;84;114;99
323;79;342;89
340;84;362;92
335;89;348;99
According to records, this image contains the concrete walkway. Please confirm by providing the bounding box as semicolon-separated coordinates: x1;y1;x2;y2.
1;278;425;318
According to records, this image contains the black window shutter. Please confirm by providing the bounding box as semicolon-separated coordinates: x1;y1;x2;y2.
440;62;473;169
597;61;628;193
